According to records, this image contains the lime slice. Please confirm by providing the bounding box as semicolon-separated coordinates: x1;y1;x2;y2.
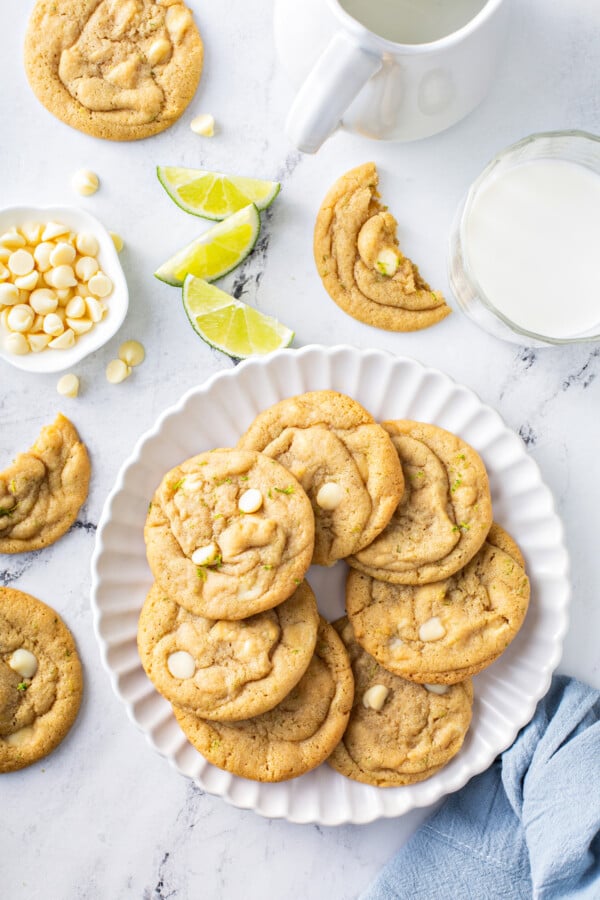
155;205;261;286
157;166;281;220
183;276;294;359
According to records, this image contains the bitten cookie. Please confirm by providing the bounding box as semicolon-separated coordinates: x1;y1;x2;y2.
137;580;319;721
144;448;315;620
24;0;203;142
346;525;530;685
0;414;91;554
348;420;493;584
0;588;83;773
238;391;404;566
314;163;451;332
328;617;473;787
173;619;354;782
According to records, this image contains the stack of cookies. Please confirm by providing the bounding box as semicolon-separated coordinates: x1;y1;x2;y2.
138;392;530;787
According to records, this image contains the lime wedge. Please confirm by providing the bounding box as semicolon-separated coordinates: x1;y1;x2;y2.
157;166;281;220
155;205;261;286
183;276;294;359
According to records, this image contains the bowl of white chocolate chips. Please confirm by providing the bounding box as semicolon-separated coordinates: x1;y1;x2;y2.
0;206;128;373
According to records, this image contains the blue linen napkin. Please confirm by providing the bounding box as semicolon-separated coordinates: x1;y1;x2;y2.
361;676;600;900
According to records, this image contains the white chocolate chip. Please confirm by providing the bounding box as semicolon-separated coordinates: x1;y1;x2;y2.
76;283;91;298
30;288;58;315
238;488;263;513
49;328;75;350
419;617;446;642
21;222;42;244
65;296;86;319
57;373;80;398
7;305;34;333
0;263;9;281
5;726;34;747
4;332;29;355
388;636;404;653
67;316;93;335
375;248;400;277
167;650;196;680
8;249;34;276
14;271;39;291
190;114;215;137
75;256;100;282
0;231;26;249
75;232;99;257
182;475;204;493
33;242;55;272
316;482;343;510
42;222;70;242
8;648;38;679
71;169;100;196
43;313;65;336
362;684;390;711
118;339;145;367
50;242;77;267
165;4;192;41
48;264;77;289
28;333;52;352
85;296;104;323
106;358;131;384
147;37;172;65
425;683;450;695
0;283;20;306
110;231;124;253
29;314;44;334
56;288;73;306
191;542;220;566
87;272;113;298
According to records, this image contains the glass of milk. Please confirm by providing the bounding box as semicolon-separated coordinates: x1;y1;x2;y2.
449;131;600;345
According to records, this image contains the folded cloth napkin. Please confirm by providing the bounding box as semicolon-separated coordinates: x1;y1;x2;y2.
361;676;600;900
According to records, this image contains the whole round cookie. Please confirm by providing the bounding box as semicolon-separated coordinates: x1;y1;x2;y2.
328;617;473;787
144;448;315;620
137;580;319;721
173;619;355;782
314;163;451;332
346;525;530;685
24;0;203;142
0;414;91;554
0;588;83;773
238;391;404;566
348;420;493;584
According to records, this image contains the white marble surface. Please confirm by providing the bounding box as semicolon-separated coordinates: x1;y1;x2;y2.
1;0;600;897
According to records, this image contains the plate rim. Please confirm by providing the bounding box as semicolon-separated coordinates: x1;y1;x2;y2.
90;344;570;825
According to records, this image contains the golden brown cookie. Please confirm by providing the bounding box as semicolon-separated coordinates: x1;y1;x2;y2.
24;0;203;142
238;391;404;566
137;580;319;721
0;414;91;554
328;617;472;787
173;618;354;782
144;448;315;620
0;587;83;773
314;163;451;331
346;525;530;685
348;420;493;584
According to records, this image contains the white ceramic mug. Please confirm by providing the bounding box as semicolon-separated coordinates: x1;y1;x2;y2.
274;0;511;153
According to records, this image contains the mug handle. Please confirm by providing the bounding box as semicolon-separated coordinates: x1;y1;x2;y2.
285;31;382;153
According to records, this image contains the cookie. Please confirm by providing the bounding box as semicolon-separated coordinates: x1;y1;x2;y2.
327;617;472;787
348;420;493;584
314;163;451;332
144;448;315;620
0;587;83;773
173;618;354;782
346;525;530;685
0;414;91;554
137;580;319;721
238;391;404;566
24;0;203;142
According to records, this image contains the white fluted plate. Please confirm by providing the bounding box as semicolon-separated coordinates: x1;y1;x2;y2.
91;345;570;825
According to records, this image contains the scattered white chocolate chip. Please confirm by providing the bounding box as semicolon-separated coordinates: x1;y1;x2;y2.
48;264;77;289
85;296;104;323
8;249;34;277
8;648;38;678
56;373;80;398
65;296;87;319
362;684;390;711
375;247;400;277
30;288;58;315
50;242;76;267
167;650;196;680
49;328;75;350
75;232;99;257
425;683;450;695
0;283;20;306
88;272;113;298
238;488;263;513
21;222;42;244
106;358;131;384
28;333;52;352
191;542;221;566
190;113;215;137
4;332;29;355
118;339;145;367
71;169;100;196
316;482;343;510
110;231;124;253
419;617;446;642
67;317;94;335
0;231;26;249
75;256;100;282
43;313;64;336
42;221;70;242
33;242;55;272
7;304;35;333
14;271;39;291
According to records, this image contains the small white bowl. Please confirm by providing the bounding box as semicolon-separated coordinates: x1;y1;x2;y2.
0;205;129;374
